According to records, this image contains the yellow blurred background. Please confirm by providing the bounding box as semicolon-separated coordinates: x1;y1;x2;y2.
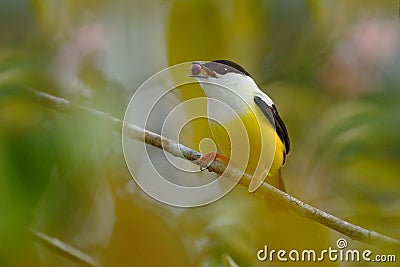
0;0;399;266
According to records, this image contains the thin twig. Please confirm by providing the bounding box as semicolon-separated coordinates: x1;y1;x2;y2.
28;228;102;267
29;89;400;250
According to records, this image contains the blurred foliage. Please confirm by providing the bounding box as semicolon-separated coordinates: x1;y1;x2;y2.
0;0;399;266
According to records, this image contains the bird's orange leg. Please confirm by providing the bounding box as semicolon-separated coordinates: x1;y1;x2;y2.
197;152;229;170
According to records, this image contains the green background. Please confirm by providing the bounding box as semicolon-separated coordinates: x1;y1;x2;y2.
0;0;399;266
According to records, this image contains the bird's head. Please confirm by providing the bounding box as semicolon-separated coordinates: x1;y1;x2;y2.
189;60;259;105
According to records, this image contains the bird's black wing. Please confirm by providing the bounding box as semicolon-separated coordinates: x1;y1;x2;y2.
254;96;290;160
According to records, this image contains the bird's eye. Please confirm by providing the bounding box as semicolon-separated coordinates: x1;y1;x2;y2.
221;68;228;74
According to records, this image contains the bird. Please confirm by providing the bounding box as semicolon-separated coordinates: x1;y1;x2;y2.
189;60;290;193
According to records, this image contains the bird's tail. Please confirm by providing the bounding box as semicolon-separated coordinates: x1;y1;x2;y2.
265;170;287;212
267;169;286;192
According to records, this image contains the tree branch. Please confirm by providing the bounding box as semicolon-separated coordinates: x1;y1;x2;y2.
27;228;102;267
29;89;400;250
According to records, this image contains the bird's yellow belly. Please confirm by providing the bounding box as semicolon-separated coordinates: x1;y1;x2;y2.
209;107;284;178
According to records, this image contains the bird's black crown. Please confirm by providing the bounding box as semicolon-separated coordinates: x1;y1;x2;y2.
203;59;251;77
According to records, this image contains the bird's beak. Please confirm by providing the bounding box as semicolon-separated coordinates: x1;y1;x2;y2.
188;62;217;79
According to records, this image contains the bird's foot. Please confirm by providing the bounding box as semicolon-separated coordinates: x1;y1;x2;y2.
196;152;228;171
